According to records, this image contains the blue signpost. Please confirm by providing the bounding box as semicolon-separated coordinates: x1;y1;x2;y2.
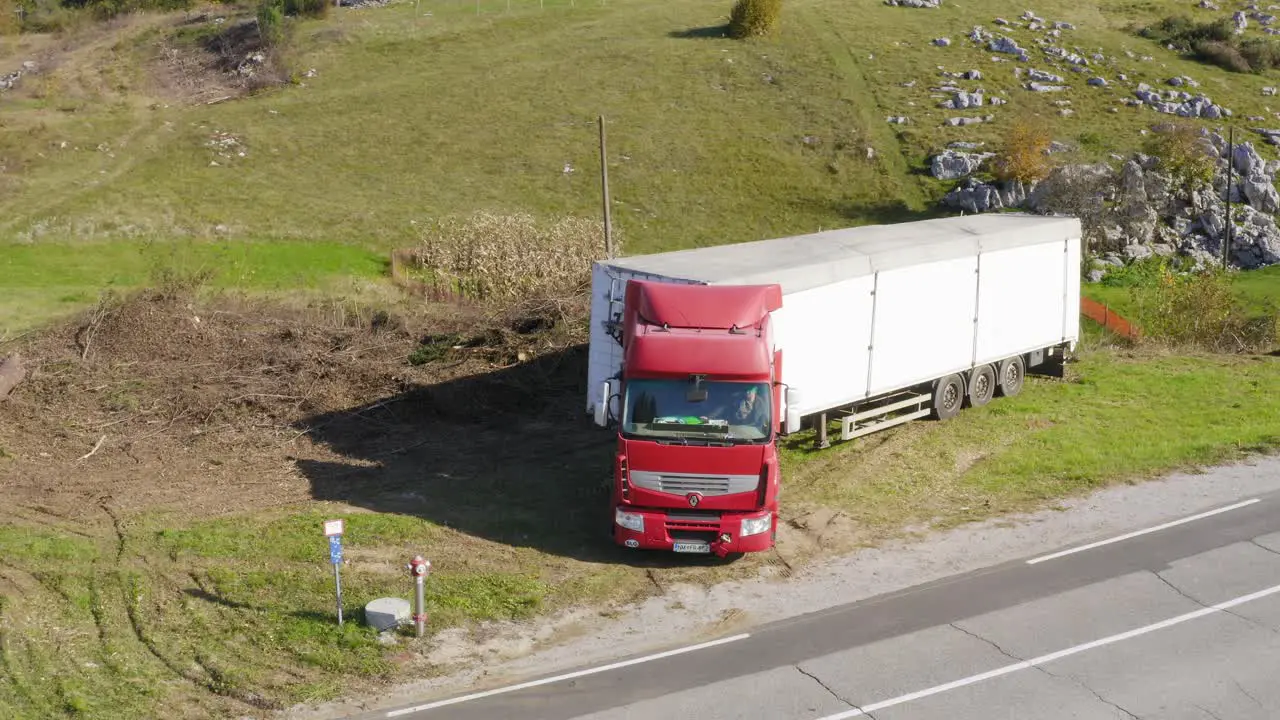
324;519;345;626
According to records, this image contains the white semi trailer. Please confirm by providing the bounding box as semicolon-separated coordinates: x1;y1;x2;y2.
588;212;1082;442
585;213;1082;555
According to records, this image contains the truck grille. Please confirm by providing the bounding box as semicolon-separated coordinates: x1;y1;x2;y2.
629;471;758;497
665;511;721;533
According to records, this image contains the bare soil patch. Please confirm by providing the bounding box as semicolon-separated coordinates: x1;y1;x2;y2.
0;287;585;527
147;13;293;104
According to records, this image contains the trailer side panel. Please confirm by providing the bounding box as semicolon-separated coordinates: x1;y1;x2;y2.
770;275;875;417
867;255;979;397
1064;234;1082;348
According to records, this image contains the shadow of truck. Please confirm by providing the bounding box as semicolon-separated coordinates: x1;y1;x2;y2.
292;344;637;563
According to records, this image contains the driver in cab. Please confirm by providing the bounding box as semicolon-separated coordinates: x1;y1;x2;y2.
713;385;769;434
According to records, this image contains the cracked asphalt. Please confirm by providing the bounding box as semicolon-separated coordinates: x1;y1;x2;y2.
364;476;1280;720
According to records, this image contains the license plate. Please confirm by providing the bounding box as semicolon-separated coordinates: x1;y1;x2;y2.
673;540;711;554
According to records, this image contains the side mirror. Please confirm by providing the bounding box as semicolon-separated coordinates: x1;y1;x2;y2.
593;381;612;427
783;387;802;435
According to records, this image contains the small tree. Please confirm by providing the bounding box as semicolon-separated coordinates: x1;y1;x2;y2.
728;0;782;40
992;114;1054;184
1142;120;1217;201
256;0;285;48
0;0;19;36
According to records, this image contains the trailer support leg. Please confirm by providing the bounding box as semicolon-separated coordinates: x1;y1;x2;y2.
815;413;830;449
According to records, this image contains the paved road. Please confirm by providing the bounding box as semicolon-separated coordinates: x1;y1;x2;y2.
362;489;1280;720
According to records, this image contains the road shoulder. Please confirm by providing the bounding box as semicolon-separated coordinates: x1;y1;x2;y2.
282;453;1280;720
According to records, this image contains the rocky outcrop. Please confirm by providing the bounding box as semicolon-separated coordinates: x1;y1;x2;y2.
1028;69;1064;83
0;61;38;93
930;150;994;180
944;114;994;126
938;91;985;109
989;36;1029;60
935;130;1280;272
884;0;940;6
1133;86;1231;118
942;178;1031;213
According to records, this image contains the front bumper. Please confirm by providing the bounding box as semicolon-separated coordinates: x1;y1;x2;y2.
613;506;776;557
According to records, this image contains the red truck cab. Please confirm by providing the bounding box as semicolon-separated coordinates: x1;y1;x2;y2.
592;279;797;557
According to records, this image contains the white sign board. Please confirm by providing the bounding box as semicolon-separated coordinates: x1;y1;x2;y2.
323;519;345;537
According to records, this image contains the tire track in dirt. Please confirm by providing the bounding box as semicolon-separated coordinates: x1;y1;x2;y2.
11;504;99;539
793;3;929;212
0;558;74;605
85;572;128;676
0;621;52;717
98;496;126;562
0;112;170;238
101;498;282;712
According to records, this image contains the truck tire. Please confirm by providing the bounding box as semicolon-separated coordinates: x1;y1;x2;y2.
966;364;996;407
996;355;1025;398
930;373;964;420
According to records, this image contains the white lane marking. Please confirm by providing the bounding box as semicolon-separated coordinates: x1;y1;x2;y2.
1026;498;1261;565
815;581;1280;719
384;633;751;717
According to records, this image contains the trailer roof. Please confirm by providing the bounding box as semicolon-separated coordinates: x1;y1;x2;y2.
601;213;1081;295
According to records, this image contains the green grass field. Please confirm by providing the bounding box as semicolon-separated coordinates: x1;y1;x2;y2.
3;0;1280;716
0;239;388;336
4;0;1280;332
1083;261;1280;321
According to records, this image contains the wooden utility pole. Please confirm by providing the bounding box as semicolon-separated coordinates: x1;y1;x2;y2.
599;115;614;259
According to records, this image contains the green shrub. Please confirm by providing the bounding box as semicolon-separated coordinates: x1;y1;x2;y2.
1138;15;1278;73
0;0;18;36
1130;261;1277;353
256;0;285;48
1142;120;1217;198
1140;15;1233;47
1100;257;1174;288
728;0;782;40
283;0;328;19
992;113;1054;184
1239;38;1280;71
1193;40;1253;73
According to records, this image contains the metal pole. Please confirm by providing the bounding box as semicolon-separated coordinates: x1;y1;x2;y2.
599;115;614;259
1224;125;1234;268
415;574;426;637
333;564;343;626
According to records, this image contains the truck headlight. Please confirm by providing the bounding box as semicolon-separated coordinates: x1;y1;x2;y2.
615;509;644;533
740;514;772;537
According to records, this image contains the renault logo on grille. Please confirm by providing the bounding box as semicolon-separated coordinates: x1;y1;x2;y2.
686;492;703;508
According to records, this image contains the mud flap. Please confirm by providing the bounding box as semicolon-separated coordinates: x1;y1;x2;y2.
1028;352;1066;379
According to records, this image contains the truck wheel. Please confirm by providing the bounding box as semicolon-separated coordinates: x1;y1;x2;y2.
930;374;964;420
996;355;1025;398
966;364;996;407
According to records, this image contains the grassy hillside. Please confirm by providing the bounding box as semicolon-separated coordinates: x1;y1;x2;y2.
0;0;925;252
2;3;1280;716
4;0;1280;335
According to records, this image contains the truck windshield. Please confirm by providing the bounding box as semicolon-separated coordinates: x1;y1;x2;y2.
622;379;772;442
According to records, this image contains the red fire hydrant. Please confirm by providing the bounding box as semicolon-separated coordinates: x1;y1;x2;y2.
408;555;431;637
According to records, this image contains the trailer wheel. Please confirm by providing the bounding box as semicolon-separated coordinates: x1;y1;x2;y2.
930;374;964;421
997;355;1025;398
966;364;996;407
